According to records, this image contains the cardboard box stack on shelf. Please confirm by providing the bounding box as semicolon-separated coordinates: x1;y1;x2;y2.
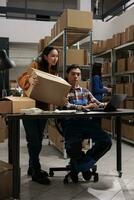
102;61;111;75
125;25;134;43
125;100;134;109
38;36;51;53
122;123;134;142
127;56;134;71
58;49;88;66
124;83;134;97
59;9;92;31
0;161;12;200
51;9;92;39
101;118;112;132
92;24;134;54
117;58;126;72
93;24;134;144
38;38;45;53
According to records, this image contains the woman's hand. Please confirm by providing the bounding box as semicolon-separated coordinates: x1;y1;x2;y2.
29;74;39;86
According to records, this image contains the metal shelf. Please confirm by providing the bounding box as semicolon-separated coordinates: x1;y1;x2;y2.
102;73;111;78
115;70;134;76
48;28;90;47
48;27;92;79
114;41;134;51
93;49;112;58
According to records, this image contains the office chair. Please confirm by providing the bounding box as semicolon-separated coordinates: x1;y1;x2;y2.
49;119;99;184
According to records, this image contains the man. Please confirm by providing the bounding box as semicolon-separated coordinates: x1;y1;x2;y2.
60;64;112;182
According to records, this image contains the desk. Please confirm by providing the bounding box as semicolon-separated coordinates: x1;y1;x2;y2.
6;109;134;199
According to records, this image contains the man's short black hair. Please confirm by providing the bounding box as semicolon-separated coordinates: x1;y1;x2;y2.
66;64;81;74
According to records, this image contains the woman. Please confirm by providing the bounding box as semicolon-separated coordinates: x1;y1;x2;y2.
18;46;59;185
92;62;112;102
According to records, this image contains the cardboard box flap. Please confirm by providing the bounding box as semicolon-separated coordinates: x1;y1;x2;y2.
5;96;35;103
33;69;70;86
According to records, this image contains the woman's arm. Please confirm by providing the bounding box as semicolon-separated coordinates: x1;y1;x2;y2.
17;61;38;90
93;75;108;94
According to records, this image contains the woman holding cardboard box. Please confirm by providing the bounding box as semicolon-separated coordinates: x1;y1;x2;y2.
18;46;59;185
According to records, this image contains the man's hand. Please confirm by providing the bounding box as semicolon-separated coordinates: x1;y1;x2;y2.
83;103;99;110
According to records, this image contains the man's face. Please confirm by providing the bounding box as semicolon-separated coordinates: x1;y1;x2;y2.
67;68;81;86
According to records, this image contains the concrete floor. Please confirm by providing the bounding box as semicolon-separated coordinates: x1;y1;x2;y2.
0;122;134;200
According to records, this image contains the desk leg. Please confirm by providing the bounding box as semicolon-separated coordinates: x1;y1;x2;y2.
8;119;20;199
115;116;122;177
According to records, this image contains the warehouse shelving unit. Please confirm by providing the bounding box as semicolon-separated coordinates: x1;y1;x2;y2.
93;40;134;143
49;27;92;79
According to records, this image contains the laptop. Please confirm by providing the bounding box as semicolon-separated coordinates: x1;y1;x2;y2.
92;94;127;112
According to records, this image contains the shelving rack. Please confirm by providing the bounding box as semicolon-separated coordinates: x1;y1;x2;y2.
93;40;134;143
49;27;92;79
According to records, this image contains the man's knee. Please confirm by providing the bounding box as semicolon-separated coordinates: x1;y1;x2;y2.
66;142;82;159
102;136;112;152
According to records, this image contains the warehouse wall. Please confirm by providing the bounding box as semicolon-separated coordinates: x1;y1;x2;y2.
0;2;133;43
0;0;89;43
93;5;134;40
0;18;55;43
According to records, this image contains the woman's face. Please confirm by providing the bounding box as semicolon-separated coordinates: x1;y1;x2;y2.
44;49;58;66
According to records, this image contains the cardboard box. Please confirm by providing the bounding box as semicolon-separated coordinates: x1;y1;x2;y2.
112;33;121;47
115;83;125;94
0;96;35;114
48;122;64;153
127;56;134;71
117;58;126;72
58;49;88;66
44;36;51;47
120;32;126;45
0;116;8;143
25;69;71;106
125;25;134;43
60;9;92;31
125;100;134;109
0;160;12;200
101;118;112;132
122;123;134;141
38;38;44;53
124;83;134;97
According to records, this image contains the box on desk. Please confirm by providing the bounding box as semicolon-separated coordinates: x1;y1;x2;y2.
0;160;12;200
0;96;35;114
25;69;71;106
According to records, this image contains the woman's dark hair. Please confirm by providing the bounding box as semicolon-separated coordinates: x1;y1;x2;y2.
92;62;102;77
37;46;58;75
